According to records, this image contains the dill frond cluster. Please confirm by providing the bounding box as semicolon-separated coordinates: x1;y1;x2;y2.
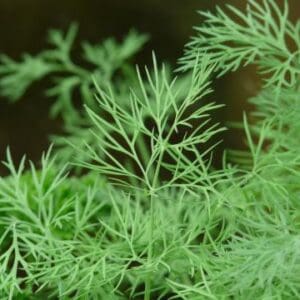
0;1;299;299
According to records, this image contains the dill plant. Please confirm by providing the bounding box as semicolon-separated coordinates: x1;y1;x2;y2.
0;0;300;299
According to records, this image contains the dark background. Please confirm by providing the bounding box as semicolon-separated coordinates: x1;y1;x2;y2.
0;0;298;171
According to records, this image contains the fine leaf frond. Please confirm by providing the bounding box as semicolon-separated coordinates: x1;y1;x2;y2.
74;54;224;193
1;1;300;299
179;0;300;88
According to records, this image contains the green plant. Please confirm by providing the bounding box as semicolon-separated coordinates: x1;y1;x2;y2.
0;0;300;299
0;25;148;167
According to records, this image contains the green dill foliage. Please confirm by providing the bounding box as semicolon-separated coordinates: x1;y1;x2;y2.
0;0;300;299
0;25;148;166
77;54;225;192
179;0;300;88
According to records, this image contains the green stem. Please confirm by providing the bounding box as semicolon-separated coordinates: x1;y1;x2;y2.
144;146;165;300
136;136;154;180
145;192;155;300
144;278;151;300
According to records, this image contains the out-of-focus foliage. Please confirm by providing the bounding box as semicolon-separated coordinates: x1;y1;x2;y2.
0;25;148;166
0;0;300;299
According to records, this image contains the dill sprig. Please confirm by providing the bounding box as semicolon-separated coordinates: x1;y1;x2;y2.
0;0;300;299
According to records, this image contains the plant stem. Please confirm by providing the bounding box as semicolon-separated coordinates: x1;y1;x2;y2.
144;192;155;300
144;278;151;300
144;146;164;300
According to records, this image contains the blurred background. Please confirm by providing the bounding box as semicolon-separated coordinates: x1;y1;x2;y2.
0;0;298;172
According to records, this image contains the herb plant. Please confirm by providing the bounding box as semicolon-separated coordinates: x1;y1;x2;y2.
0;0;300;299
